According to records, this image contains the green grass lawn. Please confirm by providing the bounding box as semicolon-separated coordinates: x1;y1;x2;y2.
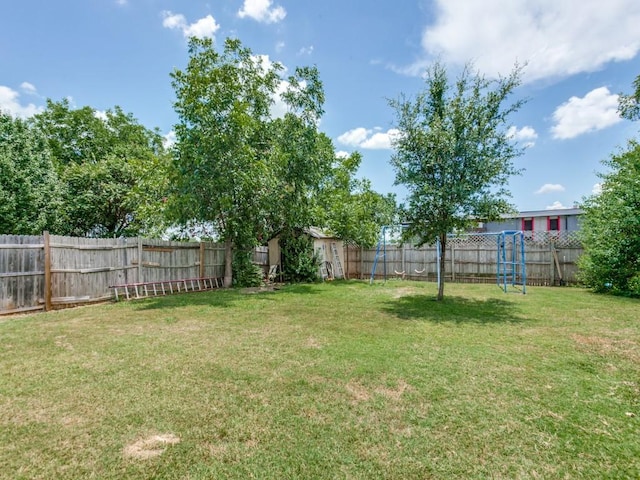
1;281;638;479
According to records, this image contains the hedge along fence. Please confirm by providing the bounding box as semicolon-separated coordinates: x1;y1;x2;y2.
0;233;268;316
345;231;584;287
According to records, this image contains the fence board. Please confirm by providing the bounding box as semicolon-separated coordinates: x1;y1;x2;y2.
0;235;45;314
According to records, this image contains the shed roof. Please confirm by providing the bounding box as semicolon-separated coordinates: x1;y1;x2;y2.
305;226;338;239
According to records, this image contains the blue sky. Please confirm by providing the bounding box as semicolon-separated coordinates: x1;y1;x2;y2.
2;0;640;212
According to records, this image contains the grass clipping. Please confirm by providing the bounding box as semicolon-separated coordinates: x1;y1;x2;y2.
123;433;181;460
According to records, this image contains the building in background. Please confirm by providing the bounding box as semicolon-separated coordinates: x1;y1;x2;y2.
479;208;584;235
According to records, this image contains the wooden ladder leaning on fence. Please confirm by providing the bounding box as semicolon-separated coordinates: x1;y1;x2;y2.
109;276;222;302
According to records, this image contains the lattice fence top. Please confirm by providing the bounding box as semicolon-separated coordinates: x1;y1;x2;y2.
412;231;582;249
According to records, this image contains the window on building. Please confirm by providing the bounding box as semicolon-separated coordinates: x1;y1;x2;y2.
522;218;533;231
548;216;559;231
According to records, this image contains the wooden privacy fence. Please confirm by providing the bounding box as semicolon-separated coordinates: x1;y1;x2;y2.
1;231;582;315
346;231;583;287
0;233;268;316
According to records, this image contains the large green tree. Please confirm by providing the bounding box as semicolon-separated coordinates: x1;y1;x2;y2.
578;74;640;296
266;66;334;236
0;111;62;234
170;37;282;286
390;63;525;300
34;99;167;237
578;141;640;296
317;152;397;248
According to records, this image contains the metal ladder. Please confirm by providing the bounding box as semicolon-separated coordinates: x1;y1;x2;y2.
330;242;344;279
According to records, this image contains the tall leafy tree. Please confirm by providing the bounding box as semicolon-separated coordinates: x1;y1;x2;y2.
390;62;525;300
578;141;640;296
170;37;282;286
267;66;334;236
579;73;640;296
317;152;397;248
34;99;167;237
0;111;62;234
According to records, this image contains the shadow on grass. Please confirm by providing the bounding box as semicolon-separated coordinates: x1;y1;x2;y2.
383;294;526;324
279;284;319;294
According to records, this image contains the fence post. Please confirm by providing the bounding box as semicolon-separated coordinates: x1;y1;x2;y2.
137;237;143;283
451;244;455;282
199;242;206;278
549;240;556;287
43;231;52;312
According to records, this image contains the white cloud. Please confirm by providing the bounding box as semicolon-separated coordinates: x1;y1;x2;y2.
275;41;285;53
238;0;286;24
163;130;176;149
337;127;371;147
546;201;568;210
0;85;42;118
592;183;602;195
270;80;290;119
336;150;350;159
162;11;219;39
361;129;400;149
551;87;622;139
162;11;186;30
20;82;37;95
535;183;565;194
184;16;220;39
94;110;108;121
408;0;640;83
507;125;538;148
298;45;314;56
337;127;400;150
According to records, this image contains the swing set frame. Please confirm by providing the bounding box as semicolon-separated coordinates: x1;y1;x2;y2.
369;227;526;294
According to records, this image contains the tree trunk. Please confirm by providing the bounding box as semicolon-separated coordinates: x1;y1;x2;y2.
437;234;446;301
224;237;233;288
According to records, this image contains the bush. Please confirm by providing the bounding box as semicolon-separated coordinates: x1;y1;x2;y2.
232;250;263;287
279;231;320;283
578;140;640;297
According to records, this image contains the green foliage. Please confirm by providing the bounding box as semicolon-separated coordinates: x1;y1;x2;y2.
170;37;282;285
618;74;640;121
170;36;400;284
390;62;525;299
0;111;62;234
279;230;319;283
317;152;397;247
578;140;640;297
232;250;264;287
34;99;168;237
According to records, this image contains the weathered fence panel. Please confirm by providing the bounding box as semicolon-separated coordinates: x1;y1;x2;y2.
0;235;45;314
349;232;583;287
1;235;267;315
1;231;582;315
49;235;138;307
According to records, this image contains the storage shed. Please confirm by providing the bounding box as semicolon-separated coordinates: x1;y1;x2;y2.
268;227;345;280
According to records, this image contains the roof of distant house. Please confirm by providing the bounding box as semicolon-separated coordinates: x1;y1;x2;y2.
499;207;584;219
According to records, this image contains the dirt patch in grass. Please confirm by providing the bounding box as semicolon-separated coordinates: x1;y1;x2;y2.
572;334;639;361
123;433;181;460
345;381;371;403
304;336;323;349
376;379;412;401
392;287;418;299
